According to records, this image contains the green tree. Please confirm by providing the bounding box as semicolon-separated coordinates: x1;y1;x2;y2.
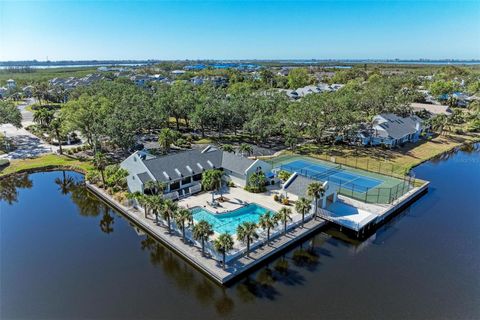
236;221;259;257
0;100;22;127
275;207;293;234
158;128;178;153
149;195;164;224
192;220;214;256
33;107;54;128
160;198;178;233
214;233;234;270
144;180;165;195
50;116;64;155
221;144;235;153
247;171;267;193
238;143;253;156
287;68;312;89
277;170;292;182
174;207;193;243
258;211;277;245
128;191;150;218
201;169;224;202
307;182;326;219
93;152;108;187
295;197;312;227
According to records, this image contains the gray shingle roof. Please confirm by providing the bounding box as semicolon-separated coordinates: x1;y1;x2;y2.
221;152;255;175
142;149;223;183
137;172;152;184
374;113;422;140
283;175;316;197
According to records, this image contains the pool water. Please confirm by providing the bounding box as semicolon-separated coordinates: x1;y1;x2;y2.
192;203;271;234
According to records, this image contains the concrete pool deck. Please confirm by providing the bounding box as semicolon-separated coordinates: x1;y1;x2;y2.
178;184;297;214
86;182;326;285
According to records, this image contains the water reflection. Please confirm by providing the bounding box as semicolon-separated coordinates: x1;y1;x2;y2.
0;173;32;204
2;147;479;320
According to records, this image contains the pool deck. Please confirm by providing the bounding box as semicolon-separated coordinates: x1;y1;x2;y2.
86;182;326;285
178;184;296;214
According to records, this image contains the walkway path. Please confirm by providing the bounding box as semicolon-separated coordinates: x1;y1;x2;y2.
0;99;59;159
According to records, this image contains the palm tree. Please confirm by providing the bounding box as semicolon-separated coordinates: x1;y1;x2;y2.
157;128;178;153
33;108;54;128
275;207;293;235
144;180;165;195
160;198;178;233
201;169;224;202
192;220;214;256
295;197;312;227
258;211;277;245
149;195;164;223
99;211;114;234
128;191;149;218
277;170;292;183
50;117;63;155
175;207;193;243
214;233;234;270
239;143;253;157
236;222;259;257
54;170;74;195
93;152;108;187
221;144;235;153
247;171;267;192
307;182;325;219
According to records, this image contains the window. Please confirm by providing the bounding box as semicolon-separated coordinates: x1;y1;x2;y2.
170;181;180;191
181;176;192;185
193;173;202;181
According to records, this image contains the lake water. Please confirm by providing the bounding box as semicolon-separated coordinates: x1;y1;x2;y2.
1;144;479;319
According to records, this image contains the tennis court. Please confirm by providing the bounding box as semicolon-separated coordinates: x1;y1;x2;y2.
280;159;383;192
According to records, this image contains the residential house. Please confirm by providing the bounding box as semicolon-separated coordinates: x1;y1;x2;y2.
120;146;272;200
355;113;425;148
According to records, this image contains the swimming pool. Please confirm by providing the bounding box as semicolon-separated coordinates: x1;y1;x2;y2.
280;159;382;192
191;203;271;234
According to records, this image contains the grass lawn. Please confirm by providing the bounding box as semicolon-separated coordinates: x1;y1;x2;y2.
0;154;93;177
295;132;480;176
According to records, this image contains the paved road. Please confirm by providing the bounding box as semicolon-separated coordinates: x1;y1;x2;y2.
0;99;58;160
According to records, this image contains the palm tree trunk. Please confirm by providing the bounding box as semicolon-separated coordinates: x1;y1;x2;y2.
267;229;270;245
56;129;63;155
182;225;186;242
314;197;318;219
247;239;250;257
100;170;105;187
222;252;226;270
167;216;171;233
201;239;205;256
302;213;305;227
284;221;287;234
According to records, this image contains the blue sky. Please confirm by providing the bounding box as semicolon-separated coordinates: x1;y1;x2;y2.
0;1;479;60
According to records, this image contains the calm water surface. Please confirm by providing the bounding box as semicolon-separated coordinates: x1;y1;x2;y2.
1;145;479;319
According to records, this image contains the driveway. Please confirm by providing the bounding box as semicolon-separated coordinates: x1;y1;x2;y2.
0;99;58;160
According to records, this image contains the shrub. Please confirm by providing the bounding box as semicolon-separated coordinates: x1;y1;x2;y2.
86;171;100;184
282;198;289;205
0;159;10;168
273;194;279;202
